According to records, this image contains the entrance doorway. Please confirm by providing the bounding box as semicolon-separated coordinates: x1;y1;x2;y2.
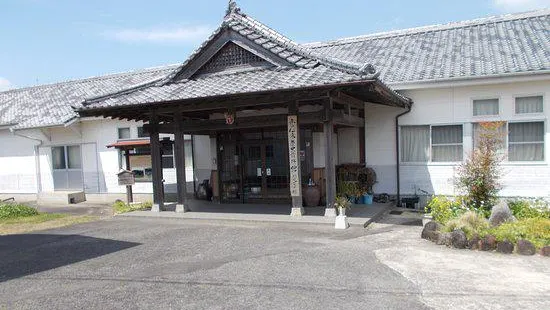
52;145;83;191
219;130;291;203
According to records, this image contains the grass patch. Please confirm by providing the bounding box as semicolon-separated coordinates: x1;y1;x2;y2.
0;203;39;219
0;214;98;235
443;211;490;239
113;200;152;214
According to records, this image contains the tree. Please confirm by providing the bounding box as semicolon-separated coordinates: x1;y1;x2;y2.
456;122;505;215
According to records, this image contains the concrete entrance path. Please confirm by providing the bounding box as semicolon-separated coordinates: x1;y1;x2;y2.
120;200;390;227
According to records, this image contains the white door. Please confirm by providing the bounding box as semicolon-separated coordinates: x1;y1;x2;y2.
52;145;83;191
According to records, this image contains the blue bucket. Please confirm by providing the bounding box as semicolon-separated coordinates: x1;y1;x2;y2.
362;194;373;205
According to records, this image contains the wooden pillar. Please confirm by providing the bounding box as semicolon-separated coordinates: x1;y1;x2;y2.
174;112;188;213
150;113;164;212
324;98;337;216
124;149;133;204
288;101;304;216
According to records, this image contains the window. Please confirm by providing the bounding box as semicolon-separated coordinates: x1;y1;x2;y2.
401;125;463;162
52;145;81;169
431;125;463;162
67;145;82;169
473;122;507;152
473;99;499;116
161;143;174;169
515;96;543;114
118;127;131;140
508;122;544;161
400;126;429;162
52;146;66;170
137;126;150;138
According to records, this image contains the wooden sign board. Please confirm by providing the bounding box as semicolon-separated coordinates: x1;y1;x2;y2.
117;170;135;186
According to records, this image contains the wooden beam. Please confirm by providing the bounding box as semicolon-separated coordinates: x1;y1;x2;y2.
324;97;336;211
149;112;164;212
147;111;325;134
330;91;365;110
174;111;188;213
332;110;365;128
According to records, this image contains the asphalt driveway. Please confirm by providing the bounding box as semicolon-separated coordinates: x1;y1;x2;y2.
0;215;548;309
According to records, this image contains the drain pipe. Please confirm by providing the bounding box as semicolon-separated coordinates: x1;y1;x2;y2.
395;105;412;206
10;128;44;193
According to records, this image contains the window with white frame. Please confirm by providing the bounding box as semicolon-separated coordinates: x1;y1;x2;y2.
400;125;463;162
473;99;499;116
508;122;544;161
515;96;543;114
118;127;131;140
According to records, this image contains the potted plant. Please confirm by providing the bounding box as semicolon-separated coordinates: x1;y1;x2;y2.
334;195;352;216
358;167;377;205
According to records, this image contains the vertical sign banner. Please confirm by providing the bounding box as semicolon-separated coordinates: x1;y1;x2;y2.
288;115;301;197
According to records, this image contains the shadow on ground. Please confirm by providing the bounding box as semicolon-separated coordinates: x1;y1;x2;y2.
0;234;140;283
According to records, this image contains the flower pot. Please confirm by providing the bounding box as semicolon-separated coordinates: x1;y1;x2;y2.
338;207;346;216
303;185;321;207
362;194;373;205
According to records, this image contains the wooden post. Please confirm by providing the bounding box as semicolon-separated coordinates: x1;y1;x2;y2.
174;112;188;213
150;113;164;212
288;101;304;216
324;98;337;217
124;149;133;204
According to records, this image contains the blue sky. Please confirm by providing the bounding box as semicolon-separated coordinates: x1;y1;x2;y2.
0;0;549;90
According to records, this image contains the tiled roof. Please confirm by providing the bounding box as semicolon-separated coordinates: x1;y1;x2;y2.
1;6;549;129
0;65;178;129
82;5;384;110
81;65;378;110
307;9;550;84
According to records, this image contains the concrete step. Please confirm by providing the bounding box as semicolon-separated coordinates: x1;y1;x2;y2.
38;191;86;204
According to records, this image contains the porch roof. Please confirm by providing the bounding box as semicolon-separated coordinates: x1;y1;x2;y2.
78;2;411;119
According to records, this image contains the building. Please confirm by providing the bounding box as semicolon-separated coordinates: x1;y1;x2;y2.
1;2;549;214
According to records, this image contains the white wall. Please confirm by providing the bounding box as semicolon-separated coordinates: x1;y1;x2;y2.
365;78;550;197
0;130;39;193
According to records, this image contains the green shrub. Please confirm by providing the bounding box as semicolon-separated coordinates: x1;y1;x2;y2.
0;203;39;219
443;211;490;239
425;196;470;224
112;201;153;214
508;199;550;219
484;218;550;249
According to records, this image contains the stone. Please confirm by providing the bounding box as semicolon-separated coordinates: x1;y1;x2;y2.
451;229;468;249
489;201;516;227
334;215;349;230
517;240;536;256
422;230;441;243
541;246;550;257
468;235;480;250
496;240;514;254
480;235;497;251
290;207;305;216
436;232;452;246
424;221;442;232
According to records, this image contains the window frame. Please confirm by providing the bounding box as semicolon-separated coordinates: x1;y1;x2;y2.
513;94;544;115
400;124;464;164
507;120;545;162
117;127;131;140
472;97;500;118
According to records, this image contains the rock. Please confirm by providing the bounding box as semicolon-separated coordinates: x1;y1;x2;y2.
517;240;536;256
451;229;468;249
468;235;480;250
489;201;516;227
424;221;442;232
422;230;441;243
480;235;497;251
496;240;514;254
436;232;452;246
421;221;442;240
540;246;550;257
